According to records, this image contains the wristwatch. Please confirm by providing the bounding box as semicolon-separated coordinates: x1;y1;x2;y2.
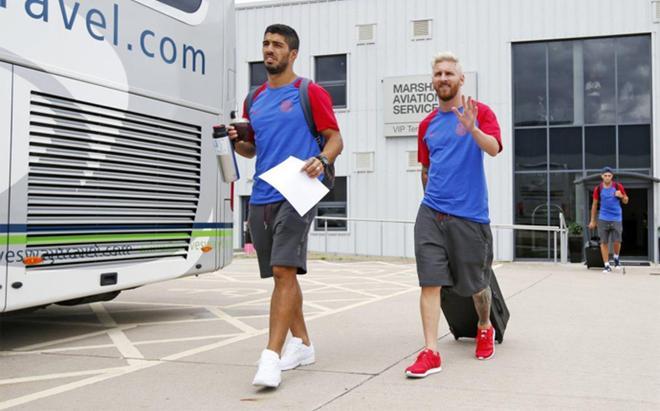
315;154;330;168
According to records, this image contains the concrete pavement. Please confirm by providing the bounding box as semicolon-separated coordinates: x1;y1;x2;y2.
1;258;659;410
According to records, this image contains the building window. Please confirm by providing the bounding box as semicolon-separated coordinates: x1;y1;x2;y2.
314;54;347;109
616;36;652;124
513;43;547;127
619;125;651;169
315;177;347;231
584;38;616;124
512;35;652;259
249;61;268;92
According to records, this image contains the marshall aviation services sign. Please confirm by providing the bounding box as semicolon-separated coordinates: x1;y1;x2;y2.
383;73;477;137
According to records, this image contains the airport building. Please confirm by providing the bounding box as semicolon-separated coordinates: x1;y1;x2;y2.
233;0;659;263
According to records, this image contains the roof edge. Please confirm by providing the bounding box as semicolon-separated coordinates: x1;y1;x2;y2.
574;172;660;185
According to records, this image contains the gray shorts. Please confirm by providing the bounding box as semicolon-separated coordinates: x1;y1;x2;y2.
598;219;623;244
414;204;493;297
248;201;316;278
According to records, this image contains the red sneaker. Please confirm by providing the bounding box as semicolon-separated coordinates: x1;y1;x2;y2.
405;349;442;378
475;326;495;360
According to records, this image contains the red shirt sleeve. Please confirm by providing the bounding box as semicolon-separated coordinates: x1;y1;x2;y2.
307;82;340;132
593;185;600;201
476;102;503;153
617;183;626;196
417;111;436;167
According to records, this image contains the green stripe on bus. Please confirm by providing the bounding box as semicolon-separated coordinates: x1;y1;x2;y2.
6;229;232;246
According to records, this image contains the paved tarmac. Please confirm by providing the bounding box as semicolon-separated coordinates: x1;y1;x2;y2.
1;257;659;410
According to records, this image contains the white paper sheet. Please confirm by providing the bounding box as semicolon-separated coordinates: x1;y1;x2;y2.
259;156;329;216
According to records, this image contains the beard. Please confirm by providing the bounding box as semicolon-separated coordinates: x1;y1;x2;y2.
437;82;460;102
264;57;289;75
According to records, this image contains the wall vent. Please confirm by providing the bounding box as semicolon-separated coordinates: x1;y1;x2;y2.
354;152;375;172
357;24;376;44
654;0;660;22
412;19;432;40
407;150;422;171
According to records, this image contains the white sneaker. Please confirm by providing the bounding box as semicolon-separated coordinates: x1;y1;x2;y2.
252;349;281;388
279;337;315;371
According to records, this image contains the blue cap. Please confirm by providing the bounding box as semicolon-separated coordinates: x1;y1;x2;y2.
601;166;614;174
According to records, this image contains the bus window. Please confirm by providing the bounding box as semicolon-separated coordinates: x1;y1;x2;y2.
156;0;203;13
131;0;207;25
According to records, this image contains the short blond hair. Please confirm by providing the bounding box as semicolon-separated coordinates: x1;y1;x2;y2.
432;51;463;74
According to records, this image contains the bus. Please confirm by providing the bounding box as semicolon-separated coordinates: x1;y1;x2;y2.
0;0;237;312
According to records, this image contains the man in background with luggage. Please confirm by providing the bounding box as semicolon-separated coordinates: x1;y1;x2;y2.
405;52;503;378
588;166;629;273
229;24;343;388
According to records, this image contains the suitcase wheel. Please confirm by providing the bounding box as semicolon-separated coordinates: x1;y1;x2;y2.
448;326;459;340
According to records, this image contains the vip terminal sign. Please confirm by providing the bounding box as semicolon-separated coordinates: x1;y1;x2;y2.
383;73;477;137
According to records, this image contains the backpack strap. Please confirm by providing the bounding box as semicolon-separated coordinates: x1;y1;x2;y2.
244;89;257;118
244;83;267;119
595;182;625;202
298;78;324;150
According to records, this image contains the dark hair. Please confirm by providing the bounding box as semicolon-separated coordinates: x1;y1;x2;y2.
264;24;300;51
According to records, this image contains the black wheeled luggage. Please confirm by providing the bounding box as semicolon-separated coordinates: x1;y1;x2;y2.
585;234;603;268
440;271;509;344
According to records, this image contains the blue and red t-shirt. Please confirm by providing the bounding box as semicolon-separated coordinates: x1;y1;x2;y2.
417;102;502;224
593;182;626;222
244;78;339;205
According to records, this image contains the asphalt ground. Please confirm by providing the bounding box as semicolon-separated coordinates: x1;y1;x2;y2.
1;257;659;410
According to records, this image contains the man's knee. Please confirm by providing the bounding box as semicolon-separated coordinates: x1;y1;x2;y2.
272;265;298;284
421;286;441;301
472;287;490;298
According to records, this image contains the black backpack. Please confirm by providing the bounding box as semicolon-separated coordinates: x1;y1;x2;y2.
244;77;335;190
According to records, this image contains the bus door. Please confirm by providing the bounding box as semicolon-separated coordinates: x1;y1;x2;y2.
0;62;11;311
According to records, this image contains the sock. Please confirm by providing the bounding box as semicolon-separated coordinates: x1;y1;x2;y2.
614;254;619;260
604;262;611;268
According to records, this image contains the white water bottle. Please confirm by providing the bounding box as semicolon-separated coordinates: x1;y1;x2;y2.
213;125;239;182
